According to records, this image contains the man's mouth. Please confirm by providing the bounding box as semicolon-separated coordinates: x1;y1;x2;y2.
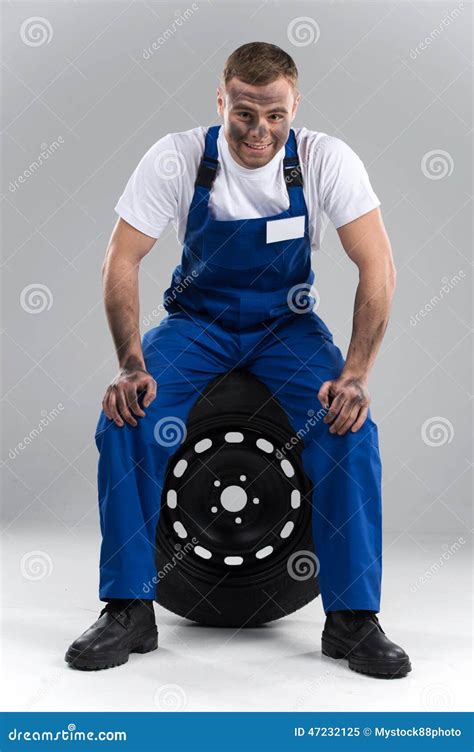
243;141;272;152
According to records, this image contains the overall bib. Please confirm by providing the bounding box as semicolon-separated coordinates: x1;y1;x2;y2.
95;125;383;614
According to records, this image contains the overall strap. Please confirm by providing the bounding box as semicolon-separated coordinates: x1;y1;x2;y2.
194;125;220;189
283;128;303;188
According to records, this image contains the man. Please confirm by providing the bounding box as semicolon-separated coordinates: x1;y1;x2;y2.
65;42;411;678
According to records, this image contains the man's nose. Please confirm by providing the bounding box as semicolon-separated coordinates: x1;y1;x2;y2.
248;121;270;139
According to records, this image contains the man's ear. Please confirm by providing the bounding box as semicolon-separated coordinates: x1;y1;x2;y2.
292;91;301;118
216;87;224;117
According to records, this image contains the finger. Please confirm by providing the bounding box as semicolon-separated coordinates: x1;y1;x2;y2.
142;377;157;408
127;386;146;418
108;389;124;427
328;401;354;433
333;404;361;435
116;388;137;427
102;387;113;421
350;405;369;433
323;392;346;423
317;381;332;409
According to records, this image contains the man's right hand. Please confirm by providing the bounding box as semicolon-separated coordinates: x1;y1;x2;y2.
102;366;157;427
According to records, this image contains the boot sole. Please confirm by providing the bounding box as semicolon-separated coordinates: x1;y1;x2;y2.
321;635;411;679
65;628;158;671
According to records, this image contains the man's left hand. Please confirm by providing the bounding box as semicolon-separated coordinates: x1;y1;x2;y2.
317;375;370;435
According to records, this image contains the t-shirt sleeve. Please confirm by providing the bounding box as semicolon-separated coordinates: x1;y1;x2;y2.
318;136;381;229
114;133;180;239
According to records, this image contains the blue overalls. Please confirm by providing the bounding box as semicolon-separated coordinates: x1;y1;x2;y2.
95;125;383;613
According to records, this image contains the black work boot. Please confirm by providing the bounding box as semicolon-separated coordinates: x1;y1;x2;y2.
65;599;158;670
321;610;411;678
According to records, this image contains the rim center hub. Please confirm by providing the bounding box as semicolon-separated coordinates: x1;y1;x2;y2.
219;485;247;513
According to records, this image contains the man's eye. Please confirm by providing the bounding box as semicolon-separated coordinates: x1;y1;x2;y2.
270;114;283;120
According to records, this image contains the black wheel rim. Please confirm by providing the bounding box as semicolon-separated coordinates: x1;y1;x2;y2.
158;417;312;584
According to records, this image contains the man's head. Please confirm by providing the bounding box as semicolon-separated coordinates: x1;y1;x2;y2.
217;42;301;169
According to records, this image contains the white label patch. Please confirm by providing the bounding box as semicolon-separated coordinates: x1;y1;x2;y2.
266;215;305;244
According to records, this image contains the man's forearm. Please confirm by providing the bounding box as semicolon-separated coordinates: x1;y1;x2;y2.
341;270;396;380
102;257;145;370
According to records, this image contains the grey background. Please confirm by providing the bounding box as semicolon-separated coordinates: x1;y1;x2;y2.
1;0;472;546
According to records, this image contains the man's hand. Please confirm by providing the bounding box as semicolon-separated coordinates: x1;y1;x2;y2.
318;375;370;435
102;366;157;427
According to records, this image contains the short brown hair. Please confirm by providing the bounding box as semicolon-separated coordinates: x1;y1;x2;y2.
220;42;299;94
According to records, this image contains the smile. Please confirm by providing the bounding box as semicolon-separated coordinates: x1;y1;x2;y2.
243;142;271;151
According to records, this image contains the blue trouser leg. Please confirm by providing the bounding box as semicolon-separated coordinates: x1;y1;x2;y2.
242;311;383;613
94;311;239;601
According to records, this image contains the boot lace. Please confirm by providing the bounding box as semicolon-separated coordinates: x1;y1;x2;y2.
352;610;384;634
99;601;130;626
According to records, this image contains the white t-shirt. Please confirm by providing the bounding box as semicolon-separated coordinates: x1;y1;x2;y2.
114;125;381;252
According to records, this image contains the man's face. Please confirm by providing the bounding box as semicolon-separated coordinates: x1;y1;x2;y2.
216;76;300;169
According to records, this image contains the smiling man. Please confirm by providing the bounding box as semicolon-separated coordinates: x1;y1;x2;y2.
65;42;411;678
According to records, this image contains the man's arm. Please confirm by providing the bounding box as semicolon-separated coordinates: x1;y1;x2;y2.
100;217;158;428
317;207;396;435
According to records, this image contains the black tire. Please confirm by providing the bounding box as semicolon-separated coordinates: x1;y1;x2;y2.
155;368;320;627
